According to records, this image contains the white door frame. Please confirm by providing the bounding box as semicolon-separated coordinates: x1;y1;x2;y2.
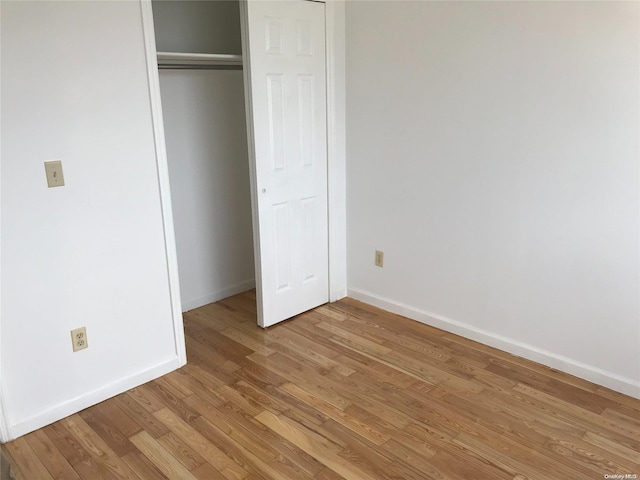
140;0;187;365
139;0;345;338
0;0;10;440
324;0;347;303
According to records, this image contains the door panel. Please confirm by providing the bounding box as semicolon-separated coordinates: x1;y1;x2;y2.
242;0;329;327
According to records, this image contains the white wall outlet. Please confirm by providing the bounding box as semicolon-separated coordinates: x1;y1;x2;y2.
375;250;384;267
44;160;65;187
70;327;88;352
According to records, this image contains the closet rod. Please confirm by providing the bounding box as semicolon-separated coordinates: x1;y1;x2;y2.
158;64;243;71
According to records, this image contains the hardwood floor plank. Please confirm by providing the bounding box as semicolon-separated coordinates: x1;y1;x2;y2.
188;308;255;340
216;294;257;317
333;298;447;339
268;339;351;377
485;359;612;413
184;397;283;466
68;457;119;480
194;388;332;473
155;373;194;399
437;392;550;446
246;352;351;411
453;432;560;480
190;462;227;480
23;429;81;480
266;324;344;361
61;415;141;480
183;339;238;384
130;431;200;480
454;422;607;480
347;414;513;480
122;451;170;480
42;422;93;467
316;321;393;357
79;407;138;457
128;385;168;414
93;400;142;438
324;314;455;366
331;352;416;388
218;326;275;356
444;332;602;392
322;419;442;480
382;438;463;480
114;393;171;439
543;435;633;475
167;368;227;409
181;363;229;391
255;410;377;480
582;431;640;465
233;355;289;390
474;387;590;439
156;432;206;471
153;407;250;480
281;382;392;446
414;395;601;478
314;305;349;322
596;386;640;415
602;407;640;427
216;385;265;417
322;369;452;433
189;414;320;479
232;377;331;430
4;436;56;480
314;467;348;480
231;380;295;416
185;321;253;363
4;291;639;480
145;381;201;424
513;383;640;441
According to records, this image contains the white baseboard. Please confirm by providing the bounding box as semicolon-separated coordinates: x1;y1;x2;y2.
5;356;181;441
0;394;11;443
348;288;640;399
330;287;348;303
181;279;256;312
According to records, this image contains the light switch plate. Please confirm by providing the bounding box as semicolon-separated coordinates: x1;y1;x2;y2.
375;250;384;267
45;161;65;187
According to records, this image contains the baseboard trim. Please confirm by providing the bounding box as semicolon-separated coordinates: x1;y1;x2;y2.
330;287;348;303
348;288;640;399
6;356;181;440
0;393;11;443
181;279;256;312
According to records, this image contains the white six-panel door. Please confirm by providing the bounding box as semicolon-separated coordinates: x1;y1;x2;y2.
241;0;329;327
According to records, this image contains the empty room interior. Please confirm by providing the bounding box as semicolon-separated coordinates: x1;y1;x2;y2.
1;0;639;479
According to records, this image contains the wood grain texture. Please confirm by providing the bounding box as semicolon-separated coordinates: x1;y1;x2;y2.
3;291;639;479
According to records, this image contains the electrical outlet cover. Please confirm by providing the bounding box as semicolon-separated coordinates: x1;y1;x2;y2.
71;327;88;352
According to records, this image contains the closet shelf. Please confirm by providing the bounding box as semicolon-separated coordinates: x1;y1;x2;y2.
157;52;243;67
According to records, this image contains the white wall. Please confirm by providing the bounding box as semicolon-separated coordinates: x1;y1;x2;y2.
159;70;255;311
152;0;242;55
346;1;639;397
1;1;182;439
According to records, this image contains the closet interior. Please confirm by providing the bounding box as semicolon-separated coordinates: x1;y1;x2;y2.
152;0;255;312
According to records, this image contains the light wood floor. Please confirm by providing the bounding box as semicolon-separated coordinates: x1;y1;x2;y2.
3;291;640;479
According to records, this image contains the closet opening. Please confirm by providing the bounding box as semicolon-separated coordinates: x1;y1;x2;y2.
148;0;335;329
152;0;257;315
